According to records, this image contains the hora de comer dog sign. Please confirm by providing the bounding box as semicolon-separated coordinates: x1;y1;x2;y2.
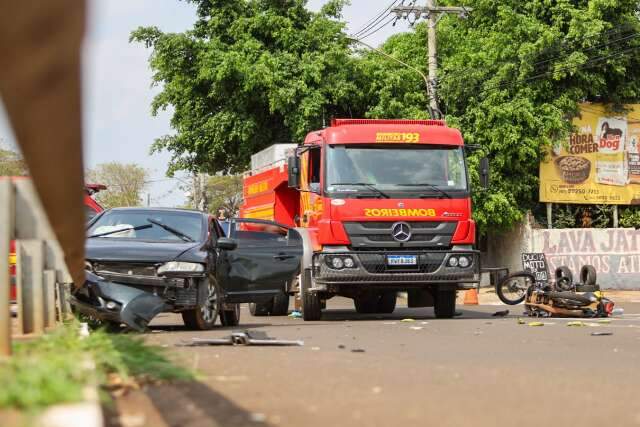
539;103;640;204
532;228;640;289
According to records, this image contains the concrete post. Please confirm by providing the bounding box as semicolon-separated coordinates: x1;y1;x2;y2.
44;270;56;328
0;179;14;356
17;240;45;335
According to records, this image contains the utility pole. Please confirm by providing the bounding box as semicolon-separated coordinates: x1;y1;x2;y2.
392;1;471;118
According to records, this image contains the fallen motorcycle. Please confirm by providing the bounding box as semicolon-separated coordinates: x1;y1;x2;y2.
497;264;615;318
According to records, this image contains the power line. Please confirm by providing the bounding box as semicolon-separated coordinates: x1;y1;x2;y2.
352;0;401;37
357;16;398;40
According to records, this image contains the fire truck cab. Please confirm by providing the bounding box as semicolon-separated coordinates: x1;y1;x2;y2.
241;119;487;320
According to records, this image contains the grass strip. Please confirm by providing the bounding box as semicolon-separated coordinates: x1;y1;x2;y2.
0;322;193;411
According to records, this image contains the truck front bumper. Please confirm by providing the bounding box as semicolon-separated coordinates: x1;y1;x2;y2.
312;250;480;289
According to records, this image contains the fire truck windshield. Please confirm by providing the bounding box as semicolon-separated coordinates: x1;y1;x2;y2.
325;145;468;198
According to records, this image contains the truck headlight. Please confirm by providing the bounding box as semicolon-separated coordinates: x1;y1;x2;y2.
448;257;459;267
458;256;470;268
157;262;205;275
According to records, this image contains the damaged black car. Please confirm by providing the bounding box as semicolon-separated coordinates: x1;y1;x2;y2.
71;208;302;331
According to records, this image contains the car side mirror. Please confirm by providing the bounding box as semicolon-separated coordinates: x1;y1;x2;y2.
479;157;489;188
288;156;300;188
216;237;237;251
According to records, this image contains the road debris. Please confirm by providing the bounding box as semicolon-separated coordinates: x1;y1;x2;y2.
401;318;415;322
351;348;366;353
409;326;423;330
179;331;304;347
492;310;509;317
289;310;302;318
517;318;526;325
598;319;612;324
528;322;545;327
591;331;614;336
338;344;346;349
311;346;320;351
567;321;586;327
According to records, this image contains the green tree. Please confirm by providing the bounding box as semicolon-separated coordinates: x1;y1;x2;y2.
0;146;27;176
131;0;365;175
205;174;243;217
363;0;640;232
86;162;149;208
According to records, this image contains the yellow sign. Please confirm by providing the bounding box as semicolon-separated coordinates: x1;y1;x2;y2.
247;180;269;195
9;254;16;265
364;208;436;217
540;103;640;204
375;132;420;143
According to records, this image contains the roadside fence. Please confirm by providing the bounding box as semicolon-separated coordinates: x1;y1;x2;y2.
0;178;73;356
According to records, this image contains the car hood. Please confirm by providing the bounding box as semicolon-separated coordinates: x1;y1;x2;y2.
86;238;204;263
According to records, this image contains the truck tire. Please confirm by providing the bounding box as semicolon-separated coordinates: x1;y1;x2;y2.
377;292;397;313
354;293;379;314
271;293;290;316
249;301;272;316
182;279;219;330
220;304;241;326
434;289;456;319
301;268;321;321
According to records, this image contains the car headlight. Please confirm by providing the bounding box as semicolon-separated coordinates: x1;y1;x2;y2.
157;262;205;275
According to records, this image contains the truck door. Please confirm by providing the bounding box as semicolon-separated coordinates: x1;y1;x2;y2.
216;219;302;303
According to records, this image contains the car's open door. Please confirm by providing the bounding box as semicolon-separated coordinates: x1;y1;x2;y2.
215;219;302;303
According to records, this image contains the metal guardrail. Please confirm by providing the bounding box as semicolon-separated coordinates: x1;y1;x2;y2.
0;178;73;356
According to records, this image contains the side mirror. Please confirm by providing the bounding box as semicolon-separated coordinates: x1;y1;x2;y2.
287;156;300;188
479;157;489;188
216;237;237;251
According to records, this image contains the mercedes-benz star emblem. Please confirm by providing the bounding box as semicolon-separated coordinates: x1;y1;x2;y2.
391;222;412;242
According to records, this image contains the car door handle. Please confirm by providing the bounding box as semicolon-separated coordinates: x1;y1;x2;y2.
273;254;295;260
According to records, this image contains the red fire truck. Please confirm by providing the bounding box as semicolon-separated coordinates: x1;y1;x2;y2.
241;119;488;320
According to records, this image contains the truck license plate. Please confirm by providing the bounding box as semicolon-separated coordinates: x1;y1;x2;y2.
386;255;417;266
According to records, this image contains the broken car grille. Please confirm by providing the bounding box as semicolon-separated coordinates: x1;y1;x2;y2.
93;262;157;277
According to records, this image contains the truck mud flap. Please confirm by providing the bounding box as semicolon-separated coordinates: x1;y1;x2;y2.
71;272;167;332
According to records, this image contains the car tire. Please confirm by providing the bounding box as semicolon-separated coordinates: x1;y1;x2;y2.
182;280;219;330
249;301;272;316
271;293;290;316
354;293;379;314
220;304;241;326
377;292;397;313
434;289;456;319
301;268;321;321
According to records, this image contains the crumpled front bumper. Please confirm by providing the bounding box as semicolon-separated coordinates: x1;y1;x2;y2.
70;272;167;331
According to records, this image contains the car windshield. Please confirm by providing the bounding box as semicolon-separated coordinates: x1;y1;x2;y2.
87;210;203;242
325;145;468;196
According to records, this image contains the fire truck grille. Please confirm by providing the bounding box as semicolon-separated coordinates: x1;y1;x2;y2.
344;221;456;249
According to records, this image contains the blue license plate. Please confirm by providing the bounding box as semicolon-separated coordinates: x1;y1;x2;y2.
386;255;417;266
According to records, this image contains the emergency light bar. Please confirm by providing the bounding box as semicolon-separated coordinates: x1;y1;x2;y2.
330;119;446;127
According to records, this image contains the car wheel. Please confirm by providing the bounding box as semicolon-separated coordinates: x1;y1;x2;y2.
249;300;273;316
182;280;219;330
220;303;241;326
271;293;290;316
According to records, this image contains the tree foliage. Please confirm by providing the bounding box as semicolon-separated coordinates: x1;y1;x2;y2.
86;163;149;208
134;0;640;232
0;146;27;176
205;174;243;217
131;0;365;175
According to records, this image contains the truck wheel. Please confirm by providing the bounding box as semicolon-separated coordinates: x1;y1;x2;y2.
271;293;290;316
354;293;379;313
249;301;273;316
301;268;321;321
182;280;219;330
220;304;241;326
434;289;456;319
377;292;397;313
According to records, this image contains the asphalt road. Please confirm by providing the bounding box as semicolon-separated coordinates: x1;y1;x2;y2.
107;298;640;427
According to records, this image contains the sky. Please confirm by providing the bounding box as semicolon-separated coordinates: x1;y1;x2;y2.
0;0;416;207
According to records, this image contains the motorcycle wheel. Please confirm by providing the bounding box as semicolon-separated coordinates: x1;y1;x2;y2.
496;271;535;305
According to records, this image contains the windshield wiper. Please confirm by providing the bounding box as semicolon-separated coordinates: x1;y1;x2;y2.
88;224;152;238
146;218;195;242
397;183;452;199
330;183;390;199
